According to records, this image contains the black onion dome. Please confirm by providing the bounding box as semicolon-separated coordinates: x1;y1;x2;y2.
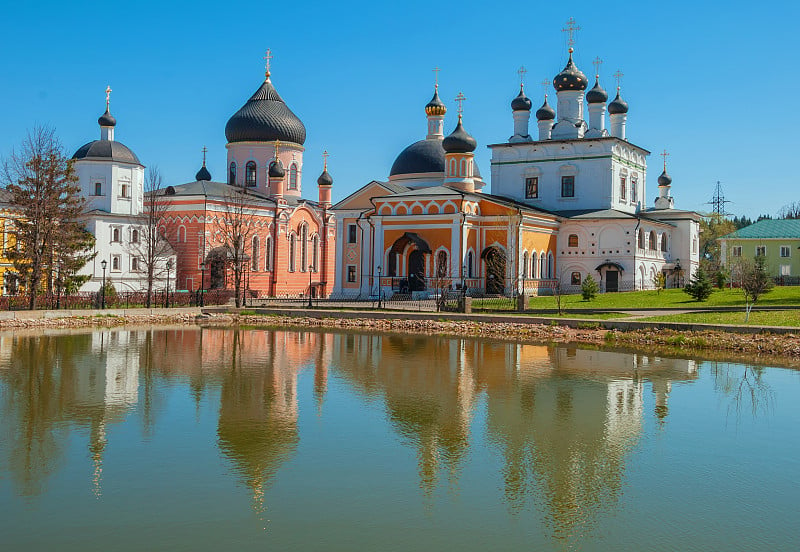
536;97;556;121
425;88;447;116
225;78;306;145
553;51;589;92
657;169;672;187
72;140;141;164
268;159;285;178
511;86;532;111
442;117;477;153
195;165;212;181
586;78;608;103
98;110;117;127
608;90;629;114
317;169;333;186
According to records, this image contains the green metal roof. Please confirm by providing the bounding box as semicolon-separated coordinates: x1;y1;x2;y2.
722;219;800;239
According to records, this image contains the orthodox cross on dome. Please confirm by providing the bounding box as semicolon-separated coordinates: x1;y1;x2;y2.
322;149;329;170
105;85;112;111
613;69;624;90
562;17;580;50
274;139;281;159
264;48;273;78
454;92;466;116
540;79;549;98
592;56;603;78
201;146;208;167
517;66;527;88
433;66;441;89
660;149;670;170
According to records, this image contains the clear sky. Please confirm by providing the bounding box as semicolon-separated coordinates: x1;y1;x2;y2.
1;0;796;218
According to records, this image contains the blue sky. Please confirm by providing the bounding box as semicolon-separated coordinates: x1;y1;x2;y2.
1;0;795;217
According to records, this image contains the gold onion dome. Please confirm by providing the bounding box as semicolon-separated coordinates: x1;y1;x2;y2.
425;86;447;116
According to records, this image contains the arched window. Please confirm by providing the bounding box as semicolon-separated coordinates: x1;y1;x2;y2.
178;226;186;243
131;229;139;244
522;251;529;278
568;234;578;247
531;252;537;279
467;251;474;278
300;224;308;271
245;161;257;187
547;252;554;279
540;252;546;279
460;159;466;176
229;162;237;185
288;234;296;272
436;250;448;278
311;234;319;272
648;231;656;251
637;229;645;249
265;236;273;271
251;236;259;271
449;159;456;176
661;233;668;253
289;164;298;189
112;228;120;242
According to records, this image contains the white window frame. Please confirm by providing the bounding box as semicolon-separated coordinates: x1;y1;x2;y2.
780;246;790;258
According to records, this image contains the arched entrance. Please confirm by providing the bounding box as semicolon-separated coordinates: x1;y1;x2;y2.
408;250;426;291
206;248;229;289
388;232;432;292
482;246;505;294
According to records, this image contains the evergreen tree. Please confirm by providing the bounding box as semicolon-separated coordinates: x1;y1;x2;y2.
1;127;91;310
581;274;599;301
683;267;714;301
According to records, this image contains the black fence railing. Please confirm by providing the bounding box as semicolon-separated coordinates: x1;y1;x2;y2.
0;289;234;311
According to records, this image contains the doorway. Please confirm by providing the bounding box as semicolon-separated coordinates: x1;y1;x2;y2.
483;247;505;294
408;250;426;291
606;270;619;292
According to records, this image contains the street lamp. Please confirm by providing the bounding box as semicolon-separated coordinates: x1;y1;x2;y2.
377;265;382;309
200;261;206;307
307;263;314;308
100;259;107;309
462;263;467;295
166;259;173;308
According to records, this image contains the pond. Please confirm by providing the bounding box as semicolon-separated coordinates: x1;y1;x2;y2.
0;327;797;551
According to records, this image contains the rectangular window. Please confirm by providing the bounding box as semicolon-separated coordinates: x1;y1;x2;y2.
780;246;790;258
732;246;742;257
346;265;357;283
111;255;121;272
756;246;766;257
781;264;791;276
120;183;130;198
561;175;574;198
571;272;581;285
631;178;638;203
525;177;538;199
131;257;140;272
95;182;102;196
347;224;357;244
620;176;626;201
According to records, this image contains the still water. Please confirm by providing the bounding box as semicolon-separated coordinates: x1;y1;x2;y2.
0;327;798;551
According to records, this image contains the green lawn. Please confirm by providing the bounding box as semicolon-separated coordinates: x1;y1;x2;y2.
640;310;800;327
525;287;800;310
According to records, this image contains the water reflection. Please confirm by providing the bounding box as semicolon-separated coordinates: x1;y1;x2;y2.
0;327;745;541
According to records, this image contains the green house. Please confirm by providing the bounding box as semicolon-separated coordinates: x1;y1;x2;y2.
719;219;800;281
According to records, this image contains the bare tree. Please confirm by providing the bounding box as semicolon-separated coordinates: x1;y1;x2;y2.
778;201;800;220
737;256;773;322
217;187;257;308
133;167;174;308
2;126;90;310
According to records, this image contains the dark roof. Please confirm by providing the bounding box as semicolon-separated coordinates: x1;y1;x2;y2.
155;180;276;203
389;138;483;178
608;91;629;114
195;165;212;181
511;86;532;111
72;140;141;165
98;110;117;127
225;77;306;145
317;169;333;186
657;169;672;187
425;88;446;116
442;116;477;153
553;51;588;92
535;97;556;121
586;78;608;103
269;159;286;178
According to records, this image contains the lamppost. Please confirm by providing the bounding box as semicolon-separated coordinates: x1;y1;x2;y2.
377;265;382;309
462;263;467;294
100;259;107;309
166;259;173;308
200;261;206;307
307;263;314;308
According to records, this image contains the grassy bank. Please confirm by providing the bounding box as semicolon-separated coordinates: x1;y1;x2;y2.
641;310;800;327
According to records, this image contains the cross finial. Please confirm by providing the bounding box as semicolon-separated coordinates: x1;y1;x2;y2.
105;85;112;111
322;149;329;171
517;66;527;88
264;48;273;78
540;79;549;98
562;17;580;50
454;92;466;116
592;56;603;78
660;149;670;170
433;66;441;89
613;69;624;91
274;139;281;159
201;146;207;167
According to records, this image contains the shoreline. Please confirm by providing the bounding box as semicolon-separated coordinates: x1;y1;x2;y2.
1;309;797;366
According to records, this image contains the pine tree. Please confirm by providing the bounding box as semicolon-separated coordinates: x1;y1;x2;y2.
683;267;714;301
581;274;599;301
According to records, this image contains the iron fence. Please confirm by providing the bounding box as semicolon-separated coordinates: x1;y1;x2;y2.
0;289;234;311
